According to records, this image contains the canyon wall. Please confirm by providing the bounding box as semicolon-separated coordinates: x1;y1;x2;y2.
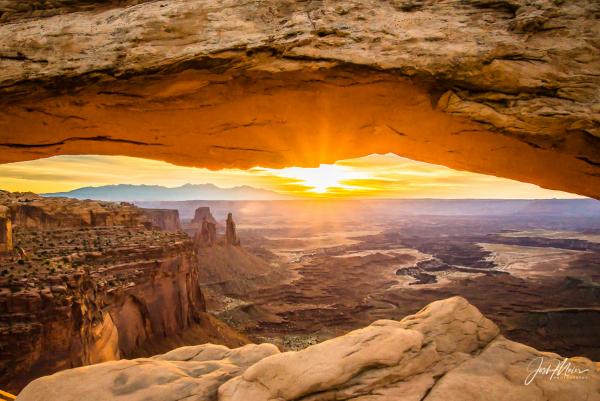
0;191;149;229
139;208;181;232
0;192;248;393
0;206;12;253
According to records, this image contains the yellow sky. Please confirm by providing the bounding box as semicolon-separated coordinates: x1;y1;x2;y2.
0;153;582;199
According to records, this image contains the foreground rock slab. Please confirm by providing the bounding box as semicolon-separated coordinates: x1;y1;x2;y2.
16;297;599;401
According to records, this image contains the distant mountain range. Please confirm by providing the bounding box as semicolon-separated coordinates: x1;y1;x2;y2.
43;184;290;201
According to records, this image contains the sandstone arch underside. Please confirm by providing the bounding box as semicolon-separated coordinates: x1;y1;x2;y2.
0;0;598;198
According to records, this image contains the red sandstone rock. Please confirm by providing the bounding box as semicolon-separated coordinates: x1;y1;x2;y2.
192;207;218;226
140;208;181;232
225;213;240;247
0;191;249;394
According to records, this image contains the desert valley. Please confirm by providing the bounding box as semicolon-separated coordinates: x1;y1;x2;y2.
1;0;600;399
1;190;599;399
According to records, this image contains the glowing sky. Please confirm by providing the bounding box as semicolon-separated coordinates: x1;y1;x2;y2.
0;154;582;199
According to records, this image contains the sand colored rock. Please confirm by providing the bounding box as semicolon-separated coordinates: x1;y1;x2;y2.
17;343;279;401
425;337;600;401
17;296;600;401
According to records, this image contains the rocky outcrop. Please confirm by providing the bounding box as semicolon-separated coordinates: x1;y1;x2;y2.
0;1;599;198
140;208;181;232
196;217;217;247
16;297;600;401
0;192;249;393
192;207;217;226
225;213;240;247
192;207;218;246
0;205;12;253
0;191;150;229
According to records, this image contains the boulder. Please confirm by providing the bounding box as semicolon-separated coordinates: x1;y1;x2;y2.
17;297;600;401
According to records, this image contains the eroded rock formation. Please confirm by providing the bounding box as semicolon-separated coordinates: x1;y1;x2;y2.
196;217;217;247
0;191;248;393
16;297;600;401
192;207;218;226
0;1;599;198
0;191;150;229
0;206;12;253
139;208;181;232
225;213;240;246
192;207;218;246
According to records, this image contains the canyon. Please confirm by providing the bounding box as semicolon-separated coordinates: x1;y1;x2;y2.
1;193;599;398
0;191;248;394
0;0;599;398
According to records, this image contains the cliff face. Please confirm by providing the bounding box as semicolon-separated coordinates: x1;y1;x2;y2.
0;191;149;229
192;207;217;226
139;208;181;232
0;1;598;198
0;206;12;253
0;192;248;393
15;297;600;401
225;213;240;246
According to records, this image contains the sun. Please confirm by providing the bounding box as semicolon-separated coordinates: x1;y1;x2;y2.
255;164;370;195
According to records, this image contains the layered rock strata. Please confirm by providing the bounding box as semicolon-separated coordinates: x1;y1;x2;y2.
0;0;599;198
16;297;600;401
0;192;248;393
139;208;181;232
0;191;150;229
0;205;12;253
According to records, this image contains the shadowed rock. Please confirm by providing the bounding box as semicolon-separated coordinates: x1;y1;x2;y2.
196;216;217;246
225;213;240;246
16;297;600;401
0;205;12;253
0;1;599;198
192;207;217;226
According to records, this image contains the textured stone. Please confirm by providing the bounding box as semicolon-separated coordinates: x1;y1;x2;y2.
0;1;598;197
17;297;599;401
225;213;240;246
17;343;279;401
140;208;181;232
0;205;12;253
0;191;249;393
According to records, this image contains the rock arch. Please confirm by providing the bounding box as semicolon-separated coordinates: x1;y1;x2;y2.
0;0;598;197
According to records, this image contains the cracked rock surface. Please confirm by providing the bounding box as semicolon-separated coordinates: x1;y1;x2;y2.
16;297;600;401
0;0;599;197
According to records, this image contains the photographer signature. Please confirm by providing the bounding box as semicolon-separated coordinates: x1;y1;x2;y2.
525;357;590;385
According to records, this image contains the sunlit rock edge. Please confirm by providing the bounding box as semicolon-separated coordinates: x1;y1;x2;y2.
16;296;600;401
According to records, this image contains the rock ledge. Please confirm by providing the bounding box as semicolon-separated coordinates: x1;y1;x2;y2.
16;296;600;401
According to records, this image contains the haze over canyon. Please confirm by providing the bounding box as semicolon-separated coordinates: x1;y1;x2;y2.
0;0;599;400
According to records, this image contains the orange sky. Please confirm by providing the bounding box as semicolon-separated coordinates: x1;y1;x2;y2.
0;153;583;199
